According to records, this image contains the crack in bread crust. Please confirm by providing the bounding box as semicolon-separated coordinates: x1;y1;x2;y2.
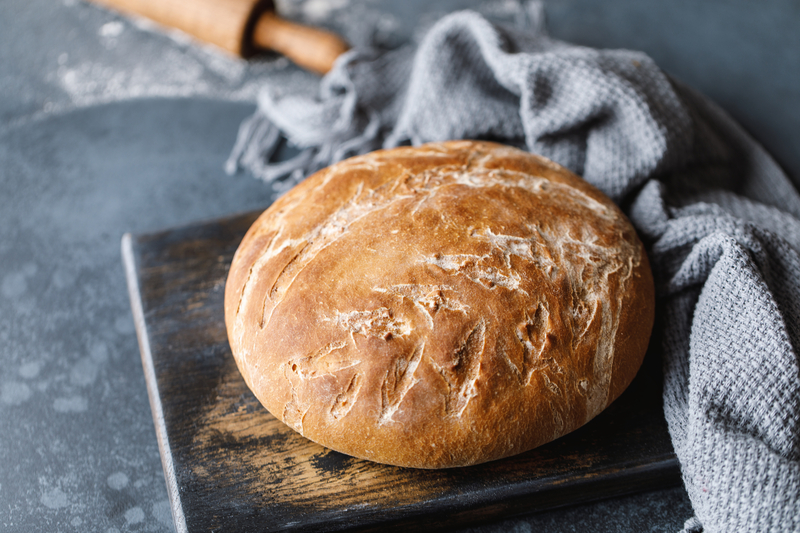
432;321;486;418
374;285;469;329
514;302;551;386
331;372;363;420
288;341;354;380
379;343;425;424
325;308;412;341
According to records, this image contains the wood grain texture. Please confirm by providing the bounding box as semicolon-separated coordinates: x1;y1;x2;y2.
253;12;349;74
92;0;348;72
122;210;679;533
92;0;271;56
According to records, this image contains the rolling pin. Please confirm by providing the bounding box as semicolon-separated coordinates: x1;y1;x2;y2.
92;0;349;74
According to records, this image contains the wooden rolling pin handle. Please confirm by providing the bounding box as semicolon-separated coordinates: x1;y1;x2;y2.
253;12;350;75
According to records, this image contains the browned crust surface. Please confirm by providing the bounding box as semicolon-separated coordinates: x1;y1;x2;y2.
224;140;655;469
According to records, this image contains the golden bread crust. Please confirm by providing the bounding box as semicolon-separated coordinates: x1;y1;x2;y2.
224;140;654;468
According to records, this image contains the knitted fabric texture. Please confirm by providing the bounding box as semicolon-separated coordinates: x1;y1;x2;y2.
227;8;800;532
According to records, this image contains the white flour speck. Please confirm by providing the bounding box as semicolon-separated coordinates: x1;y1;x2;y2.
1;382;32;405
125;506;145;524
99;21;124;38
107;472;129;490
53;396;88;413
19;361;41;379
41;487;69;509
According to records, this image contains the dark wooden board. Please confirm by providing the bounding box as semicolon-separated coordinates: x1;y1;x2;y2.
122;210;680;533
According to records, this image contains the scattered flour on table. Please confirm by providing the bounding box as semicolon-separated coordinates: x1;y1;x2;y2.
152;499;173;526
1;381;32;405
52;4;285;113
25;0;523;124
51;0;422;113
53;396;88;413
277;0;352;23
99;21;124;38
107;472;129;491
2;272;28;299
125;506;145;524
40;487;69;509
19;361;42;379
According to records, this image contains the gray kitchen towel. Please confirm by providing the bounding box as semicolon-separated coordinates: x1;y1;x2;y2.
227;6;800;532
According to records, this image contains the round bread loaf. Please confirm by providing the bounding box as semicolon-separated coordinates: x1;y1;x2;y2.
224;140;654;469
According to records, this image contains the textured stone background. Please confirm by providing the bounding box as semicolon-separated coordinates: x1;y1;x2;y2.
1;0;797;531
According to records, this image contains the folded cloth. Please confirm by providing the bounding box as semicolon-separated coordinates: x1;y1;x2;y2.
227;4;800;531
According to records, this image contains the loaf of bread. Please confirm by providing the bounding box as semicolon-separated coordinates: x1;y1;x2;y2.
224;140;654;468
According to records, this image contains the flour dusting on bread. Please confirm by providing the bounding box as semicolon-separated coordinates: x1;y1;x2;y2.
224;141;654;468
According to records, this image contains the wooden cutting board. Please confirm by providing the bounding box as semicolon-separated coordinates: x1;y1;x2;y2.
122;209;680;533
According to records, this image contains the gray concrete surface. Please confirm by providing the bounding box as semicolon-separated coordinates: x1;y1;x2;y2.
2;0;797;531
